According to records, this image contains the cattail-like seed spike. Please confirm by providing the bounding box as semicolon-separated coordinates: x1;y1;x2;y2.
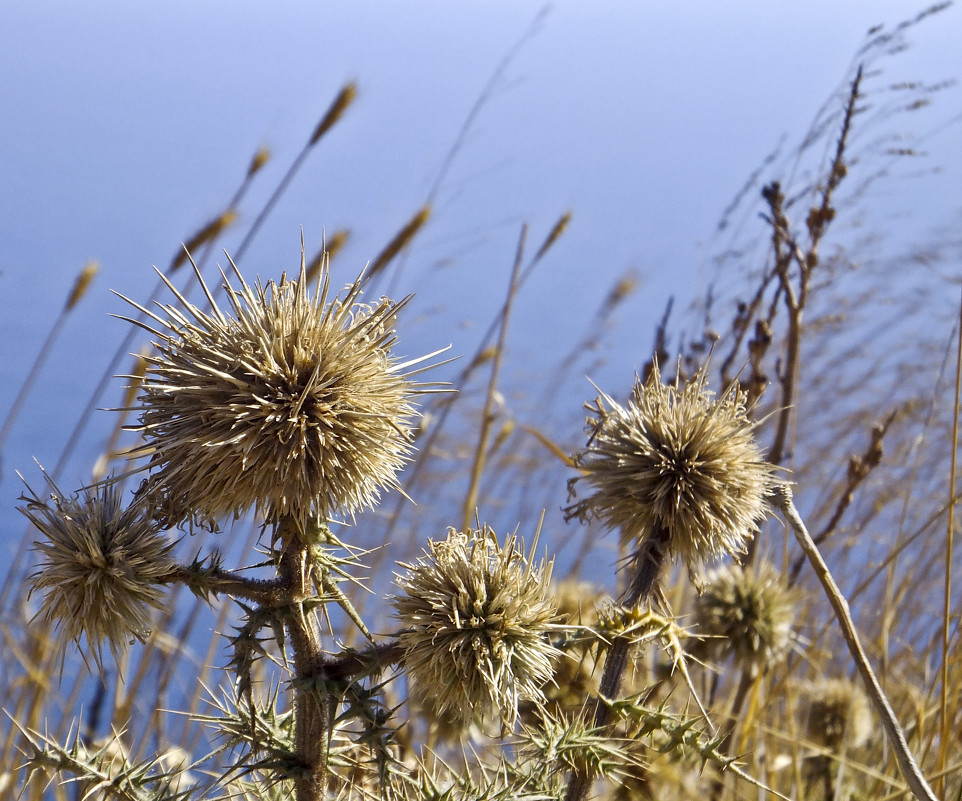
368;206;431;279
247;145;271;178
532;210;572;264
309;82;358;146
170;212;237;272
65;261;99;311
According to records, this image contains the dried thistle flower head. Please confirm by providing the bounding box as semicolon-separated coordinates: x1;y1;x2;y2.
567;362;775;569
692;562;797;673
18;472;176;671
121;249;442;531
393;526;560;728
804;677;872;751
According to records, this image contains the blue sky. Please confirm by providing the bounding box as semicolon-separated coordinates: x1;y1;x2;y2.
1;1;960;547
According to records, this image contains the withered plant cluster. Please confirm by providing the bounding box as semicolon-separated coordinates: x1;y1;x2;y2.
1;7;960;801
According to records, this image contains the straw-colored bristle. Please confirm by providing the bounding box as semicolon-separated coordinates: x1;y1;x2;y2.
122;350;150;410
305;229;350;285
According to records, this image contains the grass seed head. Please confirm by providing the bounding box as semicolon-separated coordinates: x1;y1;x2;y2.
246;145;271;178
65;260;99;311
124;252;437;532
393;526;560;728
567;362;775;570
18;473;176;672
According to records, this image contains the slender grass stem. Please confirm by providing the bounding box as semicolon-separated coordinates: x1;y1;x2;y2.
229;83;356;270
937;289;962;795
770;483;939;801
461;225;525;532
0;262;97;469
709;668;757;801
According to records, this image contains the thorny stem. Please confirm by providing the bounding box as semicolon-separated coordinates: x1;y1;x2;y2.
163;534;406;801
564;526;671;801
324;640;404;683
276;515;328;801
769;484;939;801
162;565;290;605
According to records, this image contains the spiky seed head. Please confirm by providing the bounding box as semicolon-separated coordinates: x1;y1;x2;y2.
18;472;176;672
804;678;872;751
393;526;560;728
567;362;775;569
692;562;797;672
122;251;440;532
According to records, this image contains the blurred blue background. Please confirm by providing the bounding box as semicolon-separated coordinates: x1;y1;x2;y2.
1;1;960;571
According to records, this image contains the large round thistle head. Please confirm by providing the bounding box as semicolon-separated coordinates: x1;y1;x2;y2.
120;250;441;532
18;472;176;672
692;561;797;673
393;526;560;728
567;362;775;569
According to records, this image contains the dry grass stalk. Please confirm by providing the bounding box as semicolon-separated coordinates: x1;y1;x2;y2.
0;261;99;465
461;225;525;532
770;483;938;801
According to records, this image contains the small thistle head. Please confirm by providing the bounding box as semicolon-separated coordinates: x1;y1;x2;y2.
122;249;441;532
393;526;560;728
536;580;605;714
567;362;775;570
18;472;176;671
692;562;797;673
804;677;872;751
